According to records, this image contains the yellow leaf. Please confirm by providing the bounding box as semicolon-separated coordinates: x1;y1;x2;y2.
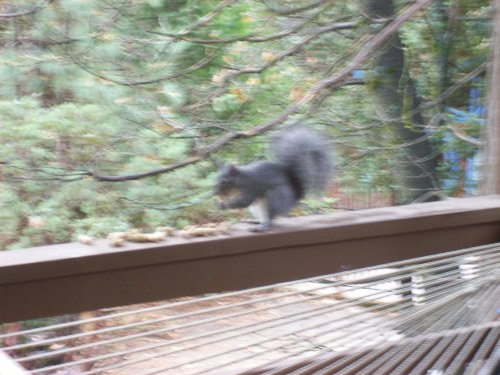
230;42;246;54
152;122;176;133
289;87;303;102
306;56;319;65
246;77;260;86
304;76;317;85
148;62;168;69
264;72;281;82
98;77;114;86
261;52;277;63
97;33;115;42
229;88;247;103
114;97;132;105
211;70;230;84
156;106;172;115
236;94;247;104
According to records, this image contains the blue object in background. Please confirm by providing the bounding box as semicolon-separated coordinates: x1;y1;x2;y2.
468;77;484;116
442;78;484;195
351;69;483;196
352;70;365;79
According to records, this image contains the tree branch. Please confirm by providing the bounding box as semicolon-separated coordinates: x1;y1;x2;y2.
72;49;217;86
182;21;358;113
260;0;331;16
250;0;436;134
447;124;482;146
0;0;55;18
86;0;435;182
152;9;356;45
176;0;238;36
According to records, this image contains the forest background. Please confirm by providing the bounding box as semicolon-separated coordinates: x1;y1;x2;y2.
0;0;493;250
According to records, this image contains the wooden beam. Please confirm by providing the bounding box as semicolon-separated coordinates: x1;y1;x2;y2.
1;196;500;323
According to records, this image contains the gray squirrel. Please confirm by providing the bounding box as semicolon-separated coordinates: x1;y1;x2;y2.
215;126;333;232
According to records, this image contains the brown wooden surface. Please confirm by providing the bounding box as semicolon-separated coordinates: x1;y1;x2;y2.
1;195;500;323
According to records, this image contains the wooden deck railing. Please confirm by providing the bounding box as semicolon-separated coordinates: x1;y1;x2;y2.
1;195;500;324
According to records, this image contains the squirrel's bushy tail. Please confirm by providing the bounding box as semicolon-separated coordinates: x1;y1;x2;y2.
271;126;333;196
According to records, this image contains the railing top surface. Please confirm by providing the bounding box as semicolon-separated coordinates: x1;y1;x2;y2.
2;195;500;285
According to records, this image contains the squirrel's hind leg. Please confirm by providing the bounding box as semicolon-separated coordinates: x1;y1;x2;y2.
248;198;272;232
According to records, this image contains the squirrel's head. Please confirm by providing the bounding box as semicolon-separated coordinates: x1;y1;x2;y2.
214;164;241;197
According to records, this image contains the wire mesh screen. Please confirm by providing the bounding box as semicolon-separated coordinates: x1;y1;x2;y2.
1;243;499;375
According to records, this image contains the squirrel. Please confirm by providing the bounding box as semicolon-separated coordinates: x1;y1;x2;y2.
214;126;333;232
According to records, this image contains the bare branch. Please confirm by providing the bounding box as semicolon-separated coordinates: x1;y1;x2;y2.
176;0;238;36
89;156;205;182
183;21;358;113
86;0;435;182
261;0;331;16
0;0;55;18
152;9;356;45
423;63;487;112
251;0;436;134
71;49;217;86
447;124;482;146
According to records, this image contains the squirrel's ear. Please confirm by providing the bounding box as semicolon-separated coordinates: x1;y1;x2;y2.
228;164;239;175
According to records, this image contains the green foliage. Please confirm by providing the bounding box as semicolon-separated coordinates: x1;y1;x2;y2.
0;98;216;249
0;0;493;249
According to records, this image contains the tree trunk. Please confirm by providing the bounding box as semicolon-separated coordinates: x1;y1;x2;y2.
482;0;500;194
363;0;438;204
